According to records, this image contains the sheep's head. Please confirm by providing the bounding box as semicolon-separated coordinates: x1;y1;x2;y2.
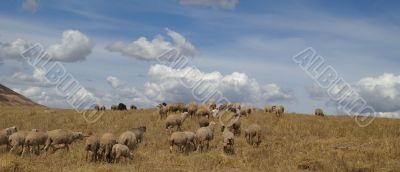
4;126;18;136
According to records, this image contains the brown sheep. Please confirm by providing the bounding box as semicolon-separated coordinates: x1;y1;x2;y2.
98;133;117;162
222;127;234;154
315;108;325;116
187;102;198;117
159;104;168;119
195;122;216;152
111;144;133;163
128;126;146;143
85;135;100;162
169;131;189;153
44;129;85;152
22;130;48;156
117;131;137;151
264;105;273;113
165;112;189;132
244;124;262;146
273;105;285;117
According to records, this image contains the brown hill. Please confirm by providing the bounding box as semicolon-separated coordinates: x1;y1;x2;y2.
0;84;42;106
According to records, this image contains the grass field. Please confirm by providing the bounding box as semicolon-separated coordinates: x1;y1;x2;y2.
1;106;400;172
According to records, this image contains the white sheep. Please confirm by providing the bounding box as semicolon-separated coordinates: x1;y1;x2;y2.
98;133;117;162
111;144;133;163
169;131;189;153
195;121;216;152
165;112;189;132
85;134;100;162
118;131;137;151
22;130;48;156
9;131;30;154
244;124;262;146
222;127;235;154
0;126;18;149
44;129;85;152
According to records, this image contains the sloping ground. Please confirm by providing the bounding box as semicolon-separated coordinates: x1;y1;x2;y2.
1;108;400;171
0;84;41;106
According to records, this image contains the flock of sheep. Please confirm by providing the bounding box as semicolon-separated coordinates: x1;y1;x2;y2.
0;102;325;163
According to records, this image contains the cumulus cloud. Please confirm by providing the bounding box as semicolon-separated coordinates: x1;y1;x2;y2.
0;39;29;60
22;0;38;13
0;30;93;62
47;30;94;62
106;28;196;61
306;73;400;118
180;0;238;9
104;64;294;107
355;73;400;113
1;69;51;87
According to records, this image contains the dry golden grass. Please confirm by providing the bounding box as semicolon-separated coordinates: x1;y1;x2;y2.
1;106;400;171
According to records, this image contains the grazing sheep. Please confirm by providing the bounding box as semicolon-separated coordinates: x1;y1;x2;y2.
158;104;168;119
111;144;133;163
169;131;189;153
264;105;273;113
195;121;216;152
22;130;48;156
165;112;189;132
9;130;30;154
128;126;146;143
198;116;210;127
273;105;285;117
244;124;262;146
183;131;196;151
118;131;137;150
222;127;235;154
44;129;85;152
98;133;117;162
187;102;198;117
0;126;18;149
196;106;210;118
85;135;100;162
1;126;18;136
315;108;325;116
118;103;127;110
167;103;187;113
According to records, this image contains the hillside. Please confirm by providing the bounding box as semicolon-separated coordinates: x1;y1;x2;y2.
0;84;41;106
1;107;400;171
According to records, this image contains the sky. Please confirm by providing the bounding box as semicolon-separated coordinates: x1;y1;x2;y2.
1;0;400;117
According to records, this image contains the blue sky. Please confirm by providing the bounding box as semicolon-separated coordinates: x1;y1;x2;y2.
1;0;400;117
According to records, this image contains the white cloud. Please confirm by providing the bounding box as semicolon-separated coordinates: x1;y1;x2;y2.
306;73;400;118
3;69;51;87
109;64;293;106
106;28;197;61
47;30;94;62
22;0;38;13
0;39;29;60
180;0;238;9
0;30;93;63
106;76;125;89
355;73;400;113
